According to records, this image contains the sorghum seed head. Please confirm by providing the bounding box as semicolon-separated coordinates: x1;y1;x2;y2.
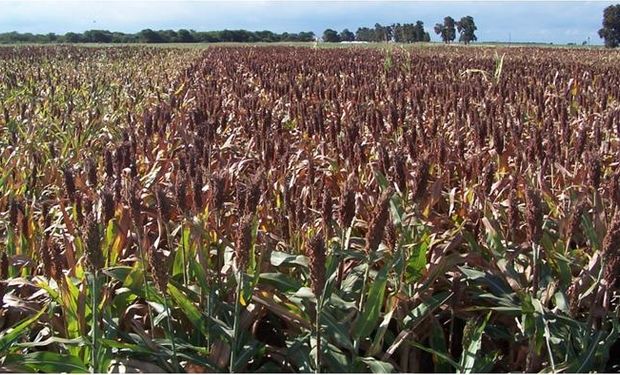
49;242;64;283
482;162;495;195
589;153;602;190
392;152;407;193
566;200;587;241
602;210;620;287
385;220;397;251
235;214;253;272
246;176;261;215
84;214;104;271
104;149;114;178
101;187;115;224
307;234;326;298
129;178;142;224
339;184;356;229
365;187;394;254
525;187;543;244
149;247;170;293
86;158;98;188
193;170;203;212
212;173;226;212
62;166;76;201
413;158;430;202
0;251;8;279
8;198;18;228
155;186;172;222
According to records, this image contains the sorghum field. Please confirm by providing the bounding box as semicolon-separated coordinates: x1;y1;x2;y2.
0;44;619;373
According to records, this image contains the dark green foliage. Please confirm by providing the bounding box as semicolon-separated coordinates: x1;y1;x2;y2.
599;4;620;48
434;16;456;43
322;29;341;43
456;16;478;44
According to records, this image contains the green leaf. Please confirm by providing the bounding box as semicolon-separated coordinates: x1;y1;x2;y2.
429;317;452;372
271;251;309;268
368;306;395;356
405;233;429;283
410;340;463;372
459;311;491;373
0;306;46;353
167;283;209;338
322;342;351;372
359;356;395;373
353;263;389;340
321;310;354;351
402;291;452;328
259;272;302;292
5;352;88;373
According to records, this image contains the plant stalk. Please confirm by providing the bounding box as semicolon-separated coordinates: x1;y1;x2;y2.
163;293;180;371
91;270;98;374
230;269;243;373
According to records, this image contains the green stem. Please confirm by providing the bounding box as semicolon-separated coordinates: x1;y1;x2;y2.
134;228;155;337
336;227;349;288
91;270;98;373
315;294;322;374
163;293;180;371
353;261;371;352
230;270;243;373
181;219;188;286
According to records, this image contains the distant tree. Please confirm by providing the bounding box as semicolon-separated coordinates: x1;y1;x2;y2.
414;21;426;42
84;30;113;43
0;28;311;45
138;29;164;43
322;28;340;42
339;28;355;42
391;22;426;43
297;31;316;42
111;32;134;43
373;23;393;42
434;16;456;43
598;4;620;48
177;29;194;43
355;27;373;41
63;32;83;43
392;23;403;42
456;16;477;44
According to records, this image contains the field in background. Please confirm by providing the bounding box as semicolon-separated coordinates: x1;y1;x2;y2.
1;41;607;50
0;44;619;373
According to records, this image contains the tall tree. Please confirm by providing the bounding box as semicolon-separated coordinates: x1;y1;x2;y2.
456;16;477;44
599;4;620;48
339;28;355;42
322;29;340;42
434;16;456;43
355;27;373;41
374;23;393;42
414;21;426;42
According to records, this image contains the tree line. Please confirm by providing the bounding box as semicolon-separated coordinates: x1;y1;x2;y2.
322;16;477;44
0;29;316;44
322;22;432;43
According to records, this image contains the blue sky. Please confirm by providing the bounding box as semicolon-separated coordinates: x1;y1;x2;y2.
0;1;613;44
